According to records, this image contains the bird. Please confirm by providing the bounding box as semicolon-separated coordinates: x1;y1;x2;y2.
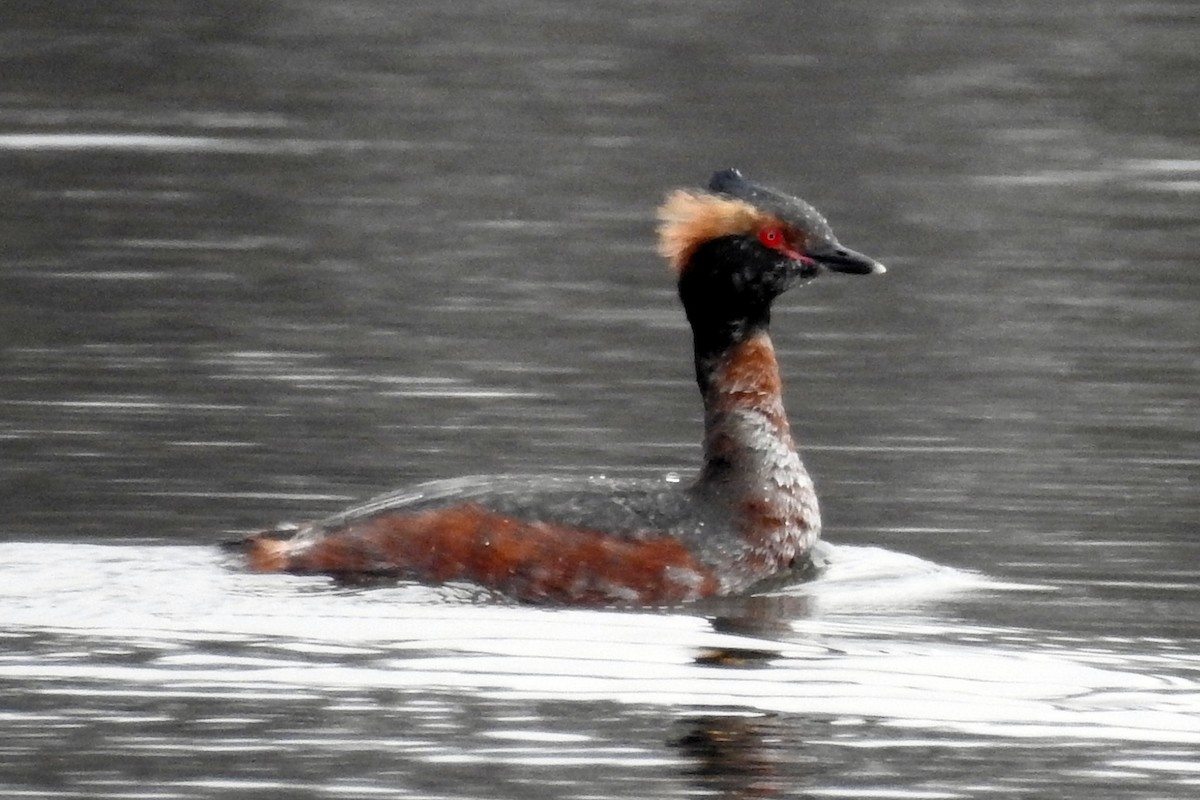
231;169;885;606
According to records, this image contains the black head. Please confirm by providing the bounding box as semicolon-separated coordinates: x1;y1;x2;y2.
657;169;884;351
704;168;886;277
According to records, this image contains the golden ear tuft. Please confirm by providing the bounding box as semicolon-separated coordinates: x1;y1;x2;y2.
656;190;765;274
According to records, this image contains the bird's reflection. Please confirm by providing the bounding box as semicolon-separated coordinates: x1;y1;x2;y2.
702;591;818;639
674;596;825;797
674;715;783;798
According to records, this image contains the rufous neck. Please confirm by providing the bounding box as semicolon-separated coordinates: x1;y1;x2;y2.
693;329;821;578
696;330;796;483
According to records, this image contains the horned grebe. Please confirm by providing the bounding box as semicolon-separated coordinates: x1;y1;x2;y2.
233;169;885;605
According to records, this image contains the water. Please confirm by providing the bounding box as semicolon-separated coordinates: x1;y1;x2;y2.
1;1;1198;797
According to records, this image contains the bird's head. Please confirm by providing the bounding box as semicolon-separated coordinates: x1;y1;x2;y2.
658;168;884;337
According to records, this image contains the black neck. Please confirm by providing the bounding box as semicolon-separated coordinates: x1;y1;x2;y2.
677;238;776;396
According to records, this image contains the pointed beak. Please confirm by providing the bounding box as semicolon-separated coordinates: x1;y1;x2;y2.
809;242;886;275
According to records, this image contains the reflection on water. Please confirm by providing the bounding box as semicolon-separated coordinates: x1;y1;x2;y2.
1;542;1198;799
1;0;1198;798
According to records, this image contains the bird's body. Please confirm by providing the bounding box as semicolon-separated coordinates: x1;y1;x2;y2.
234;169;884;605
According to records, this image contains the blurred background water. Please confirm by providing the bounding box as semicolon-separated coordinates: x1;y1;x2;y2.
1;1;1197;798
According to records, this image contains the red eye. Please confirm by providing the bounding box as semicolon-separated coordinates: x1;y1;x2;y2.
758;227;784;248
757;226;807;262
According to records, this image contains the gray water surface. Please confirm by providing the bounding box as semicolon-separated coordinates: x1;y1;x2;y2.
2;1;1198;798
